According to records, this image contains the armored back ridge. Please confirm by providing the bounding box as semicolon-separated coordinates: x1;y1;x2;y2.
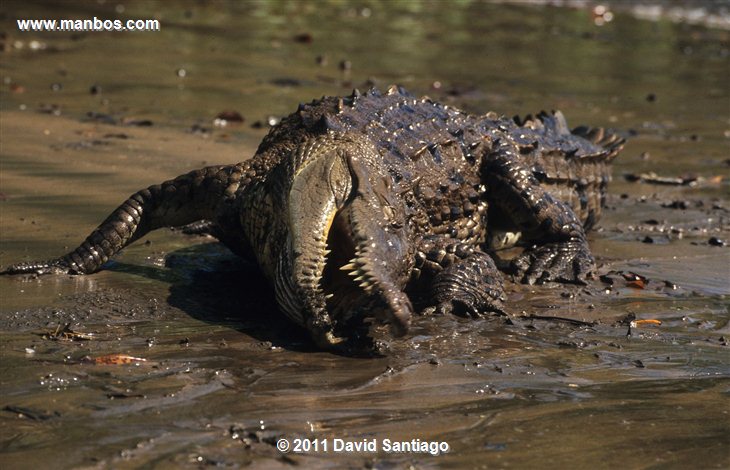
2;86;624;349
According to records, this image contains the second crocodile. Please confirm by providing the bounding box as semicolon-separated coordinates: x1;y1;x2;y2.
1;87;625;348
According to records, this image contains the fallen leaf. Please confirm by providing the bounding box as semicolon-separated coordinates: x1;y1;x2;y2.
621;271;648;289
41;323;94;341
90;354;147;365
630;319;662;327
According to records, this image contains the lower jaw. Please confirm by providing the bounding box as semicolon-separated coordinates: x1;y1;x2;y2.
325;288;373;326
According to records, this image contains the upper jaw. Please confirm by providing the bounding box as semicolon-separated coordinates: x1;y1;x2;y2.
320;202;414;339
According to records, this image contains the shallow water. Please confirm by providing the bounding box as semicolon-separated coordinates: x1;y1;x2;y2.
0;1;728;469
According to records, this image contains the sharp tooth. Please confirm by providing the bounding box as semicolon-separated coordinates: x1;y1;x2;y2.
323;249;331;256
325;293;334;299
339;263;357;271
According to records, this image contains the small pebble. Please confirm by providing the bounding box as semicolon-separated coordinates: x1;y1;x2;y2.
708;237;725;247
190;123;210;134
123;118;153;127
293;32;313;43
214;111;244;127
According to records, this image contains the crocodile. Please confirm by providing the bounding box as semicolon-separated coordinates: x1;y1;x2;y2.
1;86;624;348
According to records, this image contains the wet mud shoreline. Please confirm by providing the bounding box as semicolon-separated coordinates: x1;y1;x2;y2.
1;106;727;469
1;1;729;468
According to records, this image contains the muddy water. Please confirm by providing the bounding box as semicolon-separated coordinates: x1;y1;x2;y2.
1;1;729;469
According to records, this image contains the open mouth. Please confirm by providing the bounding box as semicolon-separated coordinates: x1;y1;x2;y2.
320;206;378;331
279;142;412;344
317;204;412;339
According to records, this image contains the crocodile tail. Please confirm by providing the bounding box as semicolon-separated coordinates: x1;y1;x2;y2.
1;165;246;275
512;111;570;135
510;111;626;230
571;123;625;162
515;111;626;163
536;110;571;135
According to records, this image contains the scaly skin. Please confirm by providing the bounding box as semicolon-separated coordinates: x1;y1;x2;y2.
1;87;624;349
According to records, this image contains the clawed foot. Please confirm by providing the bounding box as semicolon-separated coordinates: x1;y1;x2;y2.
0;259;75;276
427;294;506;318
427;250;507;317
511;239;595;285
175;220;218;237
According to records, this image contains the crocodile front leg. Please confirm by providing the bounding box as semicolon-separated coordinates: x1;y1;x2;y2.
1;165;245;276
430;250;505;316
482;137;595;285
413;237;505;316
